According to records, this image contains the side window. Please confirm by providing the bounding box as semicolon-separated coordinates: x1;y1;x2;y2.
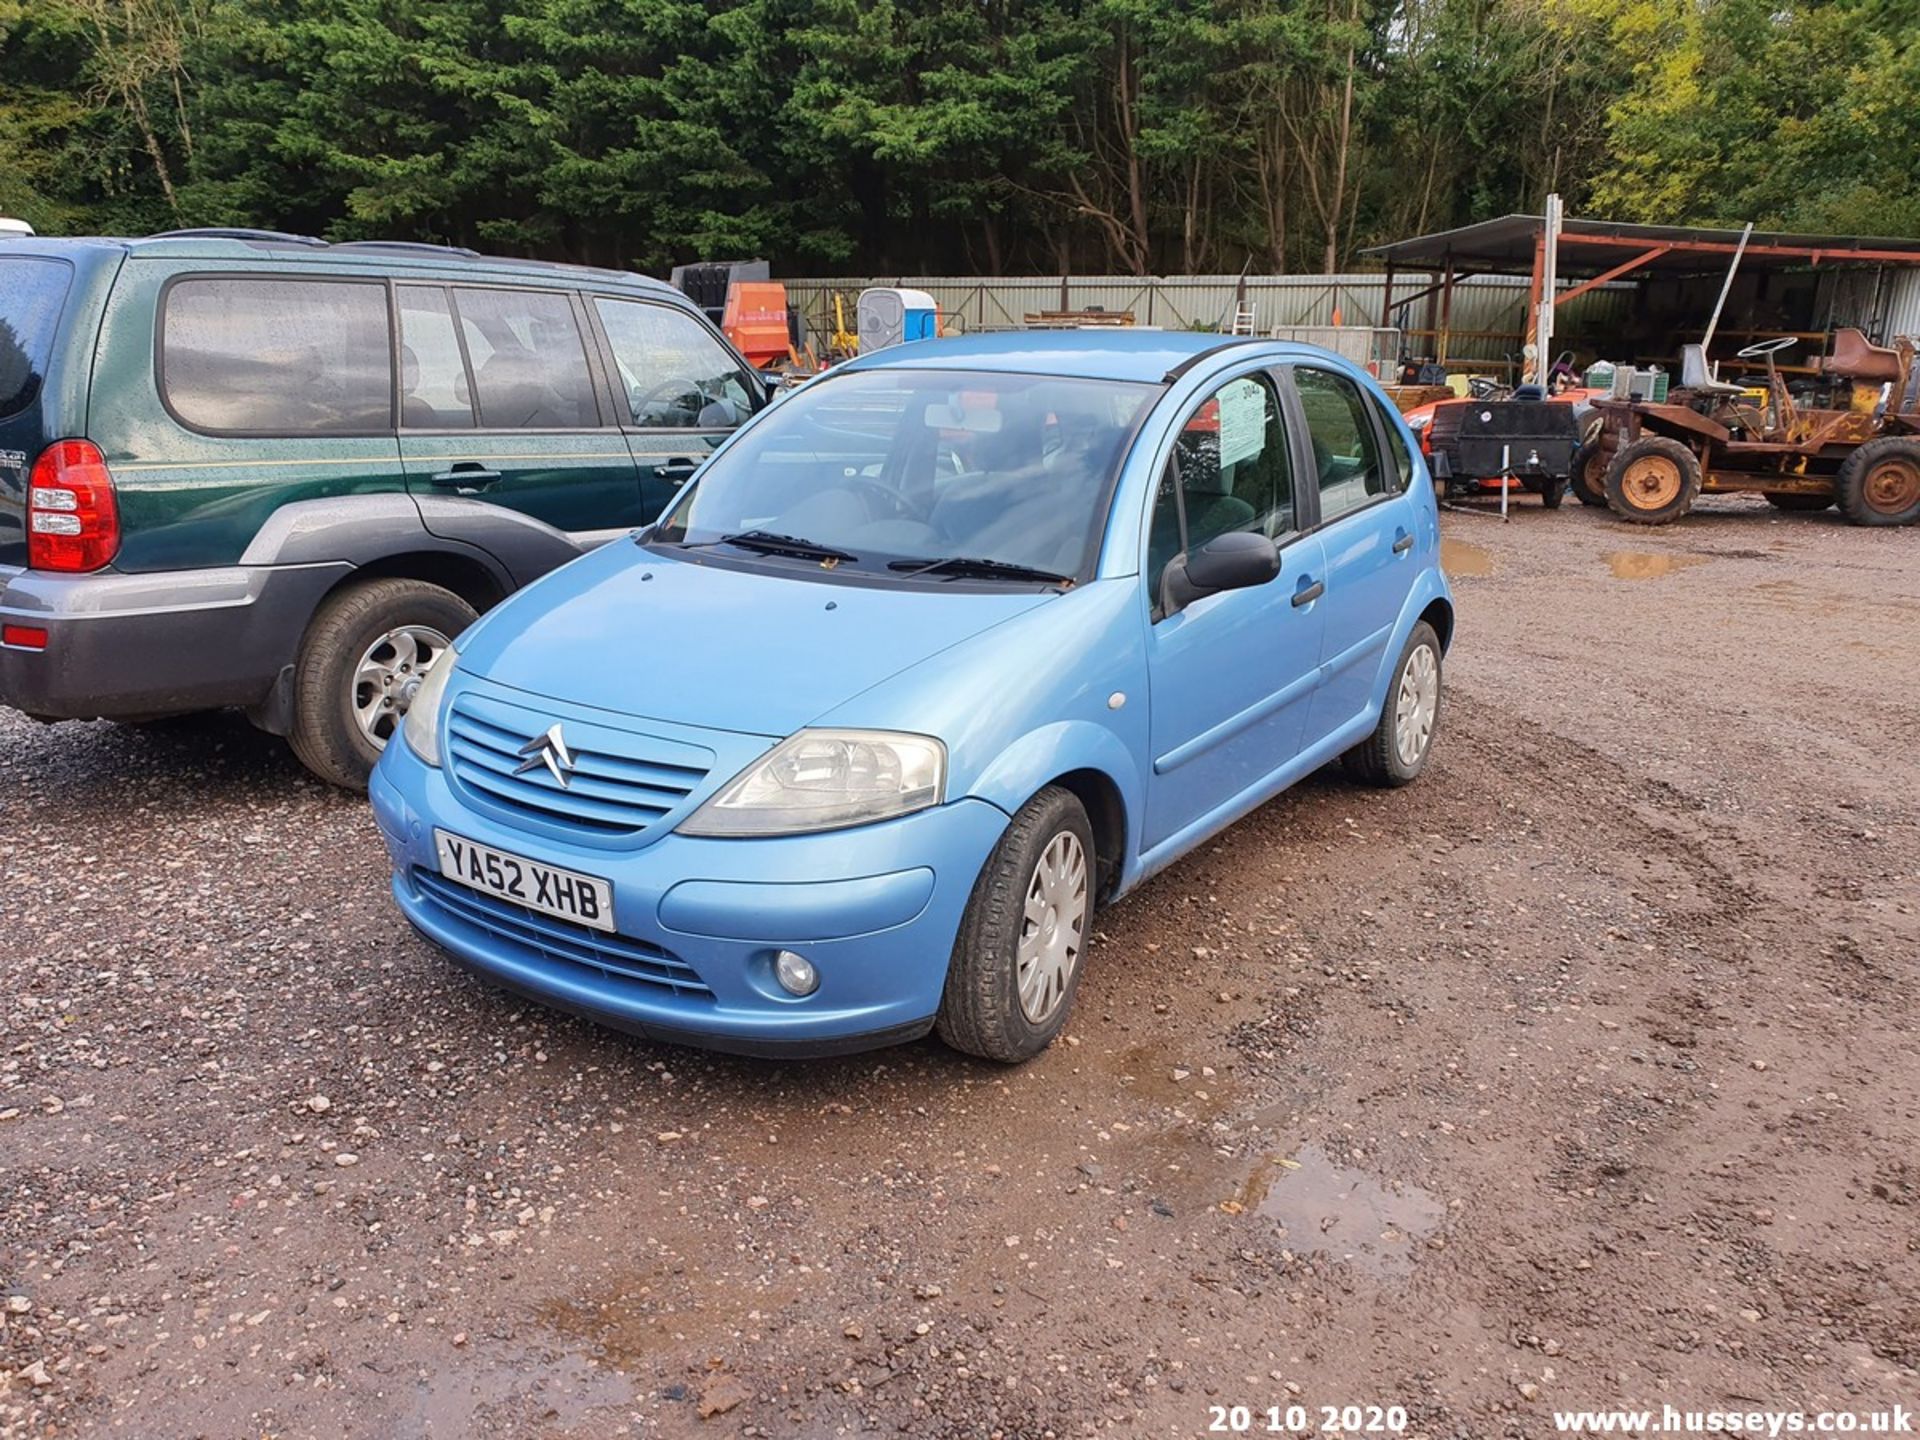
161;277;391;435
396;286;473;429
1295;367;1388;521
595;297;756;429
449;287;600;430
1376;397;1414;494
1147;371;1294;618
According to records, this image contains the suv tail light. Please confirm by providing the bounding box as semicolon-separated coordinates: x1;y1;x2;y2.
28;440;120;572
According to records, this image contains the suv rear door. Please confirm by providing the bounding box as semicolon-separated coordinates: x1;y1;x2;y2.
586;294;763;517
396;283;643;541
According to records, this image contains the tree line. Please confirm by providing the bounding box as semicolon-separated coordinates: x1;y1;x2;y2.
3;0;1918;277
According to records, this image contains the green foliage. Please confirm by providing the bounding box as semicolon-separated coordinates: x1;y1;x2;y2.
1;0;1916;271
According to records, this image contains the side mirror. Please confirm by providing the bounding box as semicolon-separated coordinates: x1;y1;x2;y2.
1161;530;1280;613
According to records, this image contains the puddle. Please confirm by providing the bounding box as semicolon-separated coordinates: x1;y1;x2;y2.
1441;537;1494;577
1604;550;1706;581
1227;1144;1443;1279
406;1350;635;1435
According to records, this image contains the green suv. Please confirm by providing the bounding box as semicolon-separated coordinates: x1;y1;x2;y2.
0;230;766;785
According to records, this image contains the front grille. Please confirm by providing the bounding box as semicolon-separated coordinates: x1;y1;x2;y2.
413;868;713;1000
445;695;712;839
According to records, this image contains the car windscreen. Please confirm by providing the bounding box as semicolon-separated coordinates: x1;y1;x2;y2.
651;367;1159;582
0;257;73;421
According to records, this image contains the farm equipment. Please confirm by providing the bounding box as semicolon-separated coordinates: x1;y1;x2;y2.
1406;384;1606;509
1584;329;1920;526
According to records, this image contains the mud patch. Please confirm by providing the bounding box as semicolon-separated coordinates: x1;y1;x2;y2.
1441;537;1495;577
1604;550;1707;580
1226;1144;1443;1279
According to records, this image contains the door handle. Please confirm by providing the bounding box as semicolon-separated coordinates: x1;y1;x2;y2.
1392;532;1414;554
659;458;701;485
1292;578;1325;607
430;462;502;488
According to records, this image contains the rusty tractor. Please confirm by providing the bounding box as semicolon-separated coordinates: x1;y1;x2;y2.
1576;329;1920;527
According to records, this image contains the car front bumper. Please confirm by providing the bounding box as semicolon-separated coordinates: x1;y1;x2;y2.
370;742;1011;1057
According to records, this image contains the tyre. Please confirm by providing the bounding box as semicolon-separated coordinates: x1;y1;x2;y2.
1569;438;1609;507
1764;492;1833;512
288;578;475;790
936;786;1095;1064
1604;436;1701;525
1834;436;1920;526
1539;474;1567;509
1343;620;1443;789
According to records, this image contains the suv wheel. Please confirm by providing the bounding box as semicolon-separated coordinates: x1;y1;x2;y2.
290;578;475;789
937;786;1095;1063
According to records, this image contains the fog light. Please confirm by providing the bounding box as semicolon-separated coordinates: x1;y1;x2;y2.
773;950;819;997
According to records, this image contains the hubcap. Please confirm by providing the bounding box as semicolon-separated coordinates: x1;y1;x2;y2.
1621;454;1682;509
1394;643;1439;768
352;625;452;746
1016;830;1089;1025
1864;456;1920;514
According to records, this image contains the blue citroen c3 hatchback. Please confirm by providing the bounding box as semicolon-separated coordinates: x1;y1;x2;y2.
369;332;1454;1062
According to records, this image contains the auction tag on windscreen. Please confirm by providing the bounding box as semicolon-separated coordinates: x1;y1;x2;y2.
1216;379;1266;470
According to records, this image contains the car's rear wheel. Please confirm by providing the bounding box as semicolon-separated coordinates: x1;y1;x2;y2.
1605;436;1701;525
1835;437;1920;526
289;578;475;790
1343;620;1443;788
937;786;1094;1063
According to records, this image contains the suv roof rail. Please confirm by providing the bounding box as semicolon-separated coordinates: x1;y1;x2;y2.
330;239;481;258
145;227;326;247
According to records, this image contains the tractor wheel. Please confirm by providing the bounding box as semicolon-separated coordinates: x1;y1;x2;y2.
1604;437;1702;525
1834;437;1920;526
1764;492;1833;513
1539;475;1567;509
1569;439;1609;507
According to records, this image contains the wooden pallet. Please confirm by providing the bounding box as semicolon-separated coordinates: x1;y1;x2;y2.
1023;310;1136;328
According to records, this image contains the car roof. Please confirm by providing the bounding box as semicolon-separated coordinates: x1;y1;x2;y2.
4;232;681;298
832;329;1350;384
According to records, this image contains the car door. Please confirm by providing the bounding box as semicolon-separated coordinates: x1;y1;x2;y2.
1287;363;1424;741
586;295;763;520
1142;367;1329;853
396;283;645;541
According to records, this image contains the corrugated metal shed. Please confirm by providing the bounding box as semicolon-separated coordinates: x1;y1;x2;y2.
783;273;1632;365
1819;267;1920;341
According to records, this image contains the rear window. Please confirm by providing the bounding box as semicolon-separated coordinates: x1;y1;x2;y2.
160;276;392;435
0;256;72;421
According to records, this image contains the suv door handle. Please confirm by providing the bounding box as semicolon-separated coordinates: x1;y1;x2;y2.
1391;532;1414;554
1292;578;1325;607
430;463;502;488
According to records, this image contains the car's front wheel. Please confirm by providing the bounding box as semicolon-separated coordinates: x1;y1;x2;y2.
289;578;476;789
937;786;1095;1063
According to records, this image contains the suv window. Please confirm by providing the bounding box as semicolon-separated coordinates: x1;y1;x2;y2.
397;286;474;430
1295;366;1388;521
0;256;72;421
161;277;392;435
451;287;600;430
1148;371;1294;616
595;297;756;428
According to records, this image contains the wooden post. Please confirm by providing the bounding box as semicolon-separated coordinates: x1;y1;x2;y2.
1438;256;1455;366
1524;226;1547;382
1379;259;1396;331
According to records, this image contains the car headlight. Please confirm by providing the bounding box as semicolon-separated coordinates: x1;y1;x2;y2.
401;645;459;767
678;729;946;837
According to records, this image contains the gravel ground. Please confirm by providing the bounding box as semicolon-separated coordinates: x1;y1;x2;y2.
2;495;1916;1439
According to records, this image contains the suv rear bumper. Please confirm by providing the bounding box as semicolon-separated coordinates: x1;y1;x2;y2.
0;561;349;721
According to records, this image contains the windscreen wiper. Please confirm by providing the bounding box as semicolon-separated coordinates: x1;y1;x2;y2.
687;530;859;564
889;555;1075;587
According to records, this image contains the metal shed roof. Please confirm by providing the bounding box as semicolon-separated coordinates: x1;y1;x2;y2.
1363;215;1920;276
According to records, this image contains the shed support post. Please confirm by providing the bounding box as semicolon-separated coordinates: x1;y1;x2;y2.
1439;257;1455;367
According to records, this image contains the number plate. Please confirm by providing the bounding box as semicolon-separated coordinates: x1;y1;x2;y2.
433;830;615;933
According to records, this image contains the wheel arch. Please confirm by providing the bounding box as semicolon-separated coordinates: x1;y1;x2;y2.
1047;767;1129;904
1419;596;1455;653
965;722;1143;904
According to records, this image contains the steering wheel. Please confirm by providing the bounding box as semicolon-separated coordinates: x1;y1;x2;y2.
1736;336;1799;359
841;474;923;523
630;376;703;421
